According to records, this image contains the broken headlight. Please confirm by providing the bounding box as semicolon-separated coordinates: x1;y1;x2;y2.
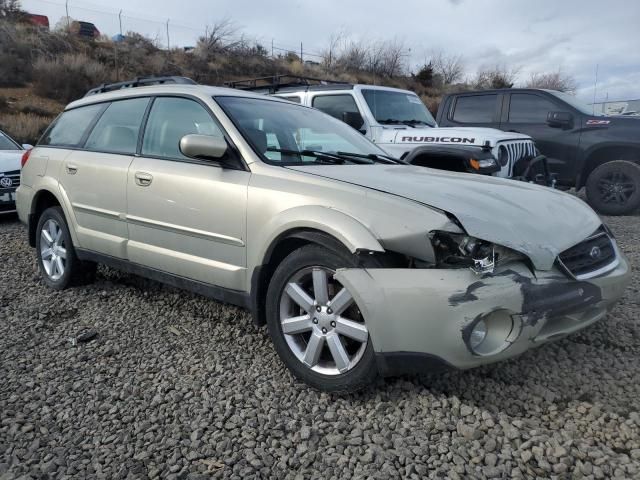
429;231;522;275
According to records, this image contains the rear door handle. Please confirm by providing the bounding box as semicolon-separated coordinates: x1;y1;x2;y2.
134;171;153;187
66;164;78;174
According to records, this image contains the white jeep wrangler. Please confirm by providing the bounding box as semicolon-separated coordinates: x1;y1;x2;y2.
226;76;547;182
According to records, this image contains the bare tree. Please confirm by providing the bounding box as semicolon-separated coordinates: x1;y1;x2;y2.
196;18;241;57
328;35;408;78
432;51;464;85
335;37;369;72
375;38;407;78
473;64;521;89
0;0;22;17
322;31;344;70
525;70;577;93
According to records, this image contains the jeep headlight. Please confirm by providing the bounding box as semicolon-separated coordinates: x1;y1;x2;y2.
469;157;498;171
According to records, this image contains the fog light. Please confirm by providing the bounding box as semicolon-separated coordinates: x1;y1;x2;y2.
469;319;487;350
464;310;518;356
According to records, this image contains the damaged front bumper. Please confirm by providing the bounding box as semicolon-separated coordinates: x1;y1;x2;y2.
334;254;630;376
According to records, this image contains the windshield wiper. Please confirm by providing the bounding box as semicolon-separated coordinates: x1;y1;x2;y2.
402;119;433;127
266;148;372;164
378;118;414;127
335;151;405;165
378;118;433;127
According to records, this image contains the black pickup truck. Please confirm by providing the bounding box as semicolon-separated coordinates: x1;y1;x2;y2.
436;88;640;215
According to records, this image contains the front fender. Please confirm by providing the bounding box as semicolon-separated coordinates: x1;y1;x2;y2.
252;205;385;268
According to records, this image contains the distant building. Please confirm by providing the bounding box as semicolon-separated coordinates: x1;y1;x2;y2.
591;99;640;116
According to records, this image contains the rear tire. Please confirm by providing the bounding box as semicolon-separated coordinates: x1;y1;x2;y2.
265;244;378;393
586;160;640;215
35;206;96;290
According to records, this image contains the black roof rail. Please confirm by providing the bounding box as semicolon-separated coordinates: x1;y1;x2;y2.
224;75;351;94
84;76;197;97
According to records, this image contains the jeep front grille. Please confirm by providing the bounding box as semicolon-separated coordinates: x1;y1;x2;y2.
557;227;618;280
498;140;536;177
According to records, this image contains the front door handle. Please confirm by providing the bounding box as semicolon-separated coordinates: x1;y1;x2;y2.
134;171;153;187
66;164;78;175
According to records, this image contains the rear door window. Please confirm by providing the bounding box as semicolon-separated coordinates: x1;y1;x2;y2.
452;94;498;123
84;97;149;154
39;104;105;147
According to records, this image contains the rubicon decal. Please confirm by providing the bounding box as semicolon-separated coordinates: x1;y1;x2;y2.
401;136;476;144
586;119;611;125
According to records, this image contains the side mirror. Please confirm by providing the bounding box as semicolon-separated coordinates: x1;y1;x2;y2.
179;134;227;161
22;144;33;150
342;111;365;131
547;111;573;129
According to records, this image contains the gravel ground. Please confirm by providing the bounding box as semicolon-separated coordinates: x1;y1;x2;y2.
1;209;639;480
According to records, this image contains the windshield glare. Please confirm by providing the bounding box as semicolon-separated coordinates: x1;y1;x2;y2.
547;90;596;115
0;131;20;151
362;89;436;127
216;96;388;165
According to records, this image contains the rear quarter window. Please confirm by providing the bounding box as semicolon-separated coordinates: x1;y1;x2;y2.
452;94;497;123
39;103;105;147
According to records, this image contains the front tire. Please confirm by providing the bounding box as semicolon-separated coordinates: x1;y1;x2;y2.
266;245;378;393
585;160;640;215
35;206;96;290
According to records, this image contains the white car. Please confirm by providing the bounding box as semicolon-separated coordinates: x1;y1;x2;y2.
0;129;31;215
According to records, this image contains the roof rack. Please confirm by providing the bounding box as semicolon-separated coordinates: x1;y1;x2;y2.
85;76;197;97
224;75;351;94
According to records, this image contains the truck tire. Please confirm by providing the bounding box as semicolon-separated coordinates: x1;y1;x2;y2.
585;160;640;216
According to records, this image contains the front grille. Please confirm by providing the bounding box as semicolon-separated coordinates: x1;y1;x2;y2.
0;170;20;190
498;140;536;178
558;227;618;279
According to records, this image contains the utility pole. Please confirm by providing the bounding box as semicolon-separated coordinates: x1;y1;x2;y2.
166;19;170;50
300;42;303;63
592;64;599;115
118;9;123;36
271;39;274;58
65;0;70;32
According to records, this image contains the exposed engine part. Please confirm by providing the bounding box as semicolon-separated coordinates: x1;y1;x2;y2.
430;231;501;274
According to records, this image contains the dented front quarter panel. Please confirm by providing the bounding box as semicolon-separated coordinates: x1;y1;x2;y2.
335;254;630;371
290;164;603;270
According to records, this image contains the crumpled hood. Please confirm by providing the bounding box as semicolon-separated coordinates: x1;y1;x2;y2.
289;164;602;270
0;151;22;174
385;126;531;148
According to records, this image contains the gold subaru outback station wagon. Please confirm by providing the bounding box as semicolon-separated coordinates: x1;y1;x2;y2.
17;76;630;392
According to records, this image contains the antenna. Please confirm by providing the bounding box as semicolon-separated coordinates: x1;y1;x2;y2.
592;64;599;115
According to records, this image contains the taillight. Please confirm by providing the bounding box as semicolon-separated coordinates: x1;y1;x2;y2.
21;148;32;168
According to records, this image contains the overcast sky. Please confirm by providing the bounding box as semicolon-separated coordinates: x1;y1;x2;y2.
22;0;640;102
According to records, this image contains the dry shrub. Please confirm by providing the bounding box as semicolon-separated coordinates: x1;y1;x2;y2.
32;53;113;103
0;112;52;144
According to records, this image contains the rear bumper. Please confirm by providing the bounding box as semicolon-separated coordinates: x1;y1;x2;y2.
335;254;631;375
15;185;32;224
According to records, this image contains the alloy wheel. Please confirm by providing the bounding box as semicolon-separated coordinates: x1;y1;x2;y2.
40;219;67;281
279;266;368;375
598;171;636;205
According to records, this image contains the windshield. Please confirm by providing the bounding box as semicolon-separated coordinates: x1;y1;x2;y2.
216;96;391;165
0;131;20;151
547;90;596;115
361;89;437;127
